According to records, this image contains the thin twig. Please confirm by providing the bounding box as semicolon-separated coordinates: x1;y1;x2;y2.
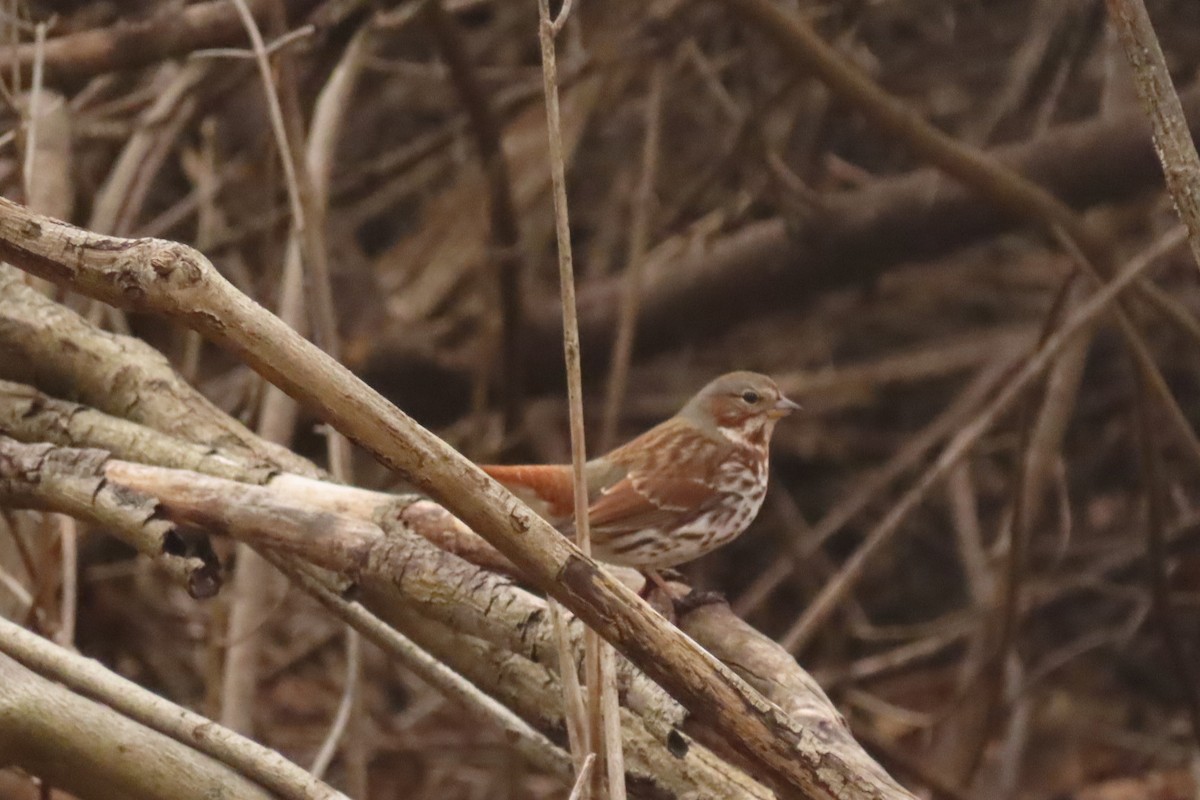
19;21;44;207
221;0;356;744
1105;0;1200;272
219;0;335;738
537;0;588;561
221;0;312;730
598;640;625;800
309;628;361;778
962;269;1085;782
550;598;592;776
229;0;305;233
291;23;372;785
190;24;315;60
947;464;992;609
54;514;76;647
961;386;1037;783
275;555;573;779
568;753;597;800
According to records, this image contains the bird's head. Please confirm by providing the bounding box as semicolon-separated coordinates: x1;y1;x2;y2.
680;371;800;445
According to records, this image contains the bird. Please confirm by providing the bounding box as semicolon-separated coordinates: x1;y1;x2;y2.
481;372;800;589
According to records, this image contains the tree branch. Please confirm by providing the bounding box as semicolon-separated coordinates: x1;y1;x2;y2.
0;616;347;800
0;653;275;800
7;0;327;87
0;384;910;798
0;187;896;797
0;432;770;799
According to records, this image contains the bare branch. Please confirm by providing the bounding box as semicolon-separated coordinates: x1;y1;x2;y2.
0;615;348;800
0;193;908;797
0;653;276;800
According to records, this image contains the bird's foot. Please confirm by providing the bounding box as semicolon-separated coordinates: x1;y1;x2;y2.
638;570;685;621
673;588;727;617
638;569;687;598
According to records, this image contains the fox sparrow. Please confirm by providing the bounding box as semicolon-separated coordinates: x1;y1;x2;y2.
482;372;799;579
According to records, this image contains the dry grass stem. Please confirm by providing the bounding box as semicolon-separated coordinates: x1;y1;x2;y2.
568;753;597;800
549;597;592;776
229;0;306;232
219;0;316;737
19;21;44;209
536;3;623;796
53;513;76;646
1106;0;1200;271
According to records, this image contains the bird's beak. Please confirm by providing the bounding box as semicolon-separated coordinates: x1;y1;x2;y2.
767;396;802;419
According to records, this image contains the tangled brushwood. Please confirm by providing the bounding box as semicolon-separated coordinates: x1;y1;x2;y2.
1;1;1200;799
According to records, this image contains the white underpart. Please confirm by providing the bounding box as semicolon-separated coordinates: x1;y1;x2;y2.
718;415;766;448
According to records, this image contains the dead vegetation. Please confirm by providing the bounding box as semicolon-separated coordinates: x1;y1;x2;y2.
2;0;1200;798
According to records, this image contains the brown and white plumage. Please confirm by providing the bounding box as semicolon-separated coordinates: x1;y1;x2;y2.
482;372;799;570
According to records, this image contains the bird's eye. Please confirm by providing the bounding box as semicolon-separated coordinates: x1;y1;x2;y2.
741;390;760;404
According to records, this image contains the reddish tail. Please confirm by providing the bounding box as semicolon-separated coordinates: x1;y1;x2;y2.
480;464;577;522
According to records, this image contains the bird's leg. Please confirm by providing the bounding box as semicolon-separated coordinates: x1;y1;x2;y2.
637;569;678;623
641;569;672;598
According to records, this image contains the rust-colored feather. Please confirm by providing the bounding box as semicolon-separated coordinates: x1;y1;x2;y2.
587;419;729;532
588;475;713;533
481;464;576;522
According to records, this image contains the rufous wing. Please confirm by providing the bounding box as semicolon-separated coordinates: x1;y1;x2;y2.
587;473;714;535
